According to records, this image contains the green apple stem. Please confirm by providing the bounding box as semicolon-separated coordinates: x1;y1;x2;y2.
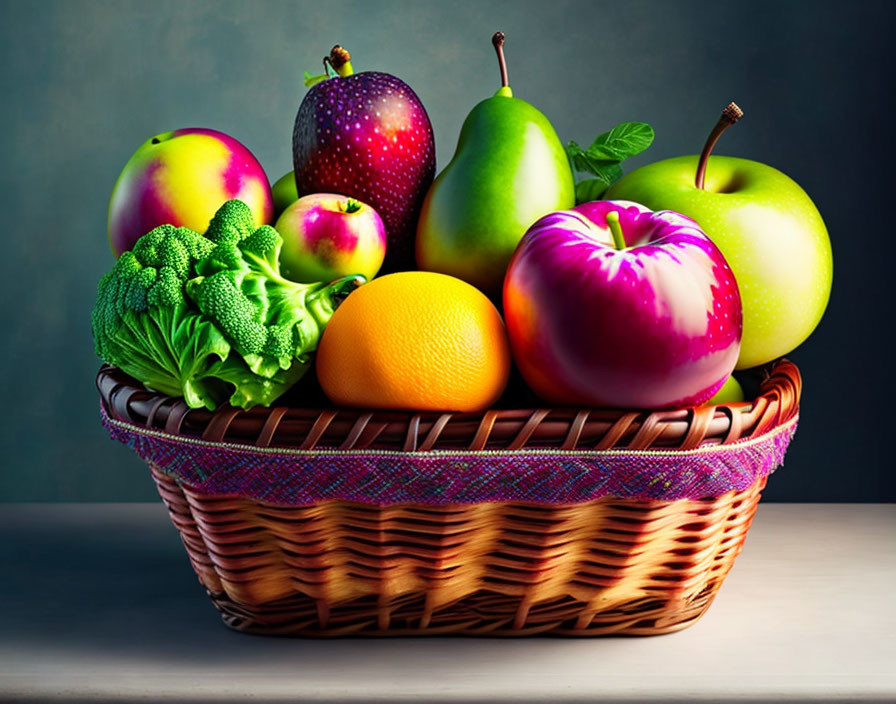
695;102;744;189
605;211;626;250
326;45;354;77
341;198;362;214
492;32;511;93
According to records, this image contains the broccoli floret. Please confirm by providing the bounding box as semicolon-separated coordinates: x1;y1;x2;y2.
132;225;212;278
240;225;280;260
204;199;255;245
92;199;364;410
126;267;158;312
147;266;182;308
263;324;295;360
173;226;216;261
93;251;144;349
195;241;249;278
113;249;144;279
131;225;171;266
187;271;267;356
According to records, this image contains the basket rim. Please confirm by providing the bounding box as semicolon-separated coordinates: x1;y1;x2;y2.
104;405;795;505
97;359;800;453
101;405;798;460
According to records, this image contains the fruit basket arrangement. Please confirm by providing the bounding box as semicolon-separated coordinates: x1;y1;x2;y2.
94;34;830;636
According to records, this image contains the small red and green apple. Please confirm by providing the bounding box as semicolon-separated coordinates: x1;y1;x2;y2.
275;193;387;283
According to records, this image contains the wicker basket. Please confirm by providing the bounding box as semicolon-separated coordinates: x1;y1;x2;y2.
97;359;800;636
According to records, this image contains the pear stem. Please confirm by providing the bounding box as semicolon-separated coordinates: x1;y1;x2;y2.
492;32;509;88
605;211;626;250
695;102;744;189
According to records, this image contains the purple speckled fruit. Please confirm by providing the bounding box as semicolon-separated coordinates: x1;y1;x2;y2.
292;69;435;273
503;200;743;409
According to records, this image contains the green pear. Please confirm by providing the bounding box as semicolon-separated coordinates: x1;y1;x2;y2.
606;104;832;369
416;33;575;294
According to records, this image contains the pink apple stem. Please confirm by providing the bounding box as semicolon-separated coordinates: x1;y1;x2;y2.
605;211;626;250
492;32;509;88
695;102;744;190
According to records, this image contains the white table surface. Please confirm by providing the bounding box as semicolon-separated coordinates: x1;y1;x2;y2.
1;503;894;702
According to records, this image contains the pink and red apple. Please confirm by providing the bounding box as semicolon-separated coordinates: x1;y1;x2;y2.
108;127;273;257
503;200;743;408
275;193;386;283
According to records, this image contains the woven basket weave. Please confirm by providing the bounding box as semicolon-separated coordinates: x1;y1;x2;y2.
97;359;800;636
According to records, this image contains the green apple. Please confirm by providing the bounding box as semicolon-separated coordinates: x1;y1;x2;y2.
605;104;833;369
271;170;299;219
703;375;745;405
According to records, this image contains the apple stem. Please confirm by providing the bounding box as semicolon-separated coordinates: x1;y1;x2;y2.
326;45;354;78
492;32;509;89
695;102;744;189
605;211;626;250
342;198;362;214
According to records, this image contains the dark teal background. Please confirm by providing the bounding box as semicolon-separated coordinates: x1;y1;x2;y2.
1;0;892;501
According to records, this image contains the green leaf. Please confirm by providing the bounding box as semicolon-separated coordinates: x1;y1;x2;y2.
566;141;613;173
566;122;654;203
303;70;330;88
575;178;611;204
588;122;655;161
597;162;623;184
566;121;654;200
567;122;655;174
567;141;623;179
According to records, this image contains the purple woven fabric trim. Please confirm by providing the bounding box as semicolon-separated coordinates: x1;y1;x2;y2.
101;406;796;505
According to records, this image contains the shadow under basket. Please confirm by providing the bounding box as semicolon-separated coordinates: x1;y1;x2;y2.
97;360;801;637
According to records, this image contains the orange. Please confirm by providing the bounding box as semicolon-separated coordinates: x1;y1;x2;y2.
316;272;512;412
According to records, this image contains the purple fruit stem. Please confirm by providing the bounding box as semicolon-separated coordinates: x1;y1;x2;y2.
605;211;626;250
492;32;509;88
695;102;744;189
326;45;354;77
